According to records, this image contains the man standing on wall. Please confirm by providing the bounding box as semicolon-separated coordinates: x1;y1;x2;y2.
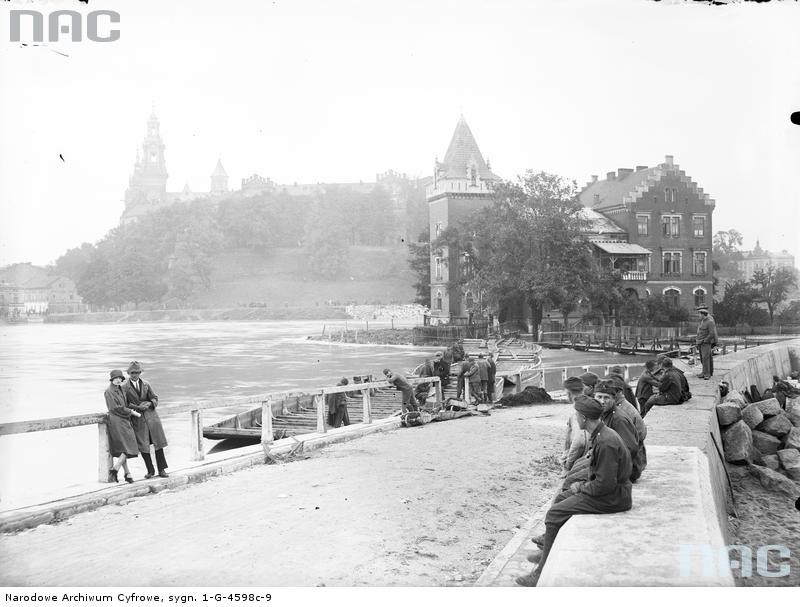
123;361;169;479
695;305;718;380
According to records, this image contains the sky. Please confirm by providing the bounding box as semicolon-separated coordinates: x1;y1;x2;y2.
1;0;799;267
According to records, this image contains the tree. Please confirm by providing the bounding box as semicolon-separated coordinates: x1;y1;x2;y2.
407;230;431;307
52;243;95;283
751;265;798;324
433;171;591;336
712;229;744;296
303;198;350;278
713;279;760;326
641;295;691;326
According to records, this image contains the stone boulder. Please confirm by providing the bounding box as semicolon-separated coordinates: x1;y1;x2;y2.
751;430;781;455
756;412;793;437
741;404;764;430
786;399;800;427
749;464;800;497
721;421;752;463
777;449;800;481
784;427;800;451
754;398;782;418
762;454;780;471
723;390;748;408
716;403;742;427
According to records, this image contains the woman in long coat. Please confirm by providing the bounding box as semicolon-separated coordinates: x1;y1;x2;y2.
104;369;140;483
122;361;169;478
326;377;351;428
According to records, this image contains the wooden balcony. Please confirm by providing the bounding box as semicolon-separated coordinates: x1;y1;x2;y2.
621;270;648;281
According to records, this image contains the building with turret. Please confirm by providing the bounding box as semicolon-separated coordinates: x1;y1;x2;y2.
737;241;795;281
427;116;500;320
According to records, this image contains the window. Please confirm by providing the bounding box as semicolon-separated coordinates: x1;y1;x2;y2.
461;251;473;278
435;222;443;238
636;215;649;236
434;257;442;280
664;288;680;308
692;216;706;237
465;290;474;310
434;291;443;311
636;257;649;272
661;215;681;238
693;251;707;275
663;251;682;275
694;288;706;308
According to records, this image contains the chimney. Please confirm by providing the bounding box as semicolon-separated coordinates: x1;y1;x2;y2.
665;155;674;166
606;171;616;181
591;175;598;182
617;168;634;179
636;165;647;171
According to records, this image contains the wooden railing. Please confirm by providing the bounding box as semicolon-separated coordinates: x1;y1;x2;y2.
0;376;443;483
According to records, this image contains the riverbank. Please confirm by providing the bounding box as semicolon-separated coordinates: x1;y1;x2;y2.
312;328;416;345
43;307;350;323
0;403;569;586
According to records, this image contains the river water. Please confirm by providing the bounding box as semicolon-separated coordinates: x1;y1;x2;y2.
0;319;641;509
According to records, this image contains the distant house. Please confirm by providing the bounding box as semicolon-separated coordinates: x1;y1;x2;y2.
737;241;795;281
0;263;85;316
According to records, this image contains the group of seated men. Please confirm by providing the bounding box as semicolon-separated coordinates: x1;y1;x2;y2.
517;363;658;586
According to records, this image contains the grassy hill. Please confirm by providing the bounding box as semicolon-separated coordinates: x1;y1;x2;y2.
188;246;417;308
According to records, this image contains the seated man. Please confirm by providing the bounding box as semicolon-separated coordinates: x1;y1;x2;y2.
517;395;633;587
607;365;637;411
595;379;643;482
642;358;683;417
579;372;599;397
635;360;661;412
561;377;590;475
606;375;647;481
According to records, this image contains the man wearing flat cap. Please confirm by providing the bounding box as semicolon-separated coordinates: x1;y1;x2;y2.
595;380;642;482
695;306;718;380
561;377;590;475
516;395;633;587
123;361;169;478
579;372;599;397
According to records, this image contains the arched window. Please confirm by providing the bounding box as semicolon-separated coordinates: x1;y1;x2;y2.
435;290;443;311
465;290;474;310
664;288;680;308
693;287;706;308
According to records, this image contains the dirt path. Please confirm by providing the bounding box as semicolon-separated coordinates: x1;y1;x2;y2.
0;403;569;587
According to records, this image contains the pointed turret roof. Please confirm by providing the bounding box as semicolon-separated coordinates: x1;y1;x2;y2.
439;116;500;181
211;159;228;177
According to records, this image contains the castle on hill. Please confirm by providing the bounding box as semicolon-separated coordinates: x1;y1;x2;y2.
121;110;429;240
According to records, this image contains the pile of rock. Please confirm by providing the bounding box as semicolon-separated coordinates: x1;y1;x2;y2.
718;392;800;482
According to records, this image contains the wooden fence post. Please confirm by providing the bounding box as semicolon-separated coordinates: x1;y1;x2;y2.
97;420;112;483
261;399;273;447
190;409;204;461
434;378;442;406
465;380;471;403
315;394;326;433
561;368;568;383
362;388;372;425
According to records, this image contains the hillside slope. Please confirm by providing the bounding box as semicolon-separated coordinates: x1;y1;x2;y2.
189;246;417;308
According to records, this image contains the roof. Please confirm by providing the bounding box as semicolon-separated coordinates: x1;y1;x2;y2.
579;167;657;209
579;207;626;235
439;116;501;181
593;242;652;255
211;159;228;177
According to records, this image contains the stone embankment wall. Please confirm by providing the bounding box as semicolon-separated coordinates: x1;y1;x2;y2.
312;328;416;346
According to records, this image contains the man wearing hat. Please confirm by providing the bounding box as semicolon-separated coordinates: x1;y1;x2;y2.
695;305;718;380
579;372;599;397
516;395;633;587
123;361;169;478
642;358;683;417
605;375;647;480
635;360;661;411
561;377;590;474
432;351;450;390
594;379;642;482
606;365;637;412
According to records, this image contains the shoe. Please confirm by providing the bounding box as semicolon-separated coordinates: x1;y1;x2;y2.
158;470;169;478
515;570;541;587
526;550;543;564
530;533;545;548
124;473;134;484
107;469;118;483
144;472;155;479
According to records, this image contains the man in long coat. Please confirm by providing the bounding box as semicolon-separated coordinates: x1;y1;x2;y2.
695;306;718;379
123;361;169;478
326;377;351;428
516;395;633;586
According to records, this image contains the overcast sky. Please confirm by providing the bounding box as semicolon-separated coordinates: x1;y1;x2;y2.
1;0;798;267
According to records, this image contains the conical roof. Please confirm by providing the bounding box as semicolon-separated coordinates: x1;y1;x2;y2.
439;116;499;180
211;159;228;177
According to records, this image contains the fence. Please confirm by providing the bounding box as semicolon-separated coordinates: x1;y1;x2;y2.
412;322;491;345
0;375;443;484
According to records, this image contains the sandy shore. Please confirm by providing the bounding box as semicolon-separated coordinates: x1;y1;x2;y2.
0;402;569;587
727;466;800;586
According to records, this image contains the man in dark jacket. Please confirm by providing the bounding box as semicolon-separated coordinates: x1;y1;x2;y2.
455;357;473;400
384;368;416;413
326;377;351;428
595;380;642;482
643;358;683;417
123;361;169;479
607;365;636;410
635;360;661;411
414;357;437;406
487;353;497;402
517;395;633;587
695;306;718;379
432;351;450;390
476;353;491;403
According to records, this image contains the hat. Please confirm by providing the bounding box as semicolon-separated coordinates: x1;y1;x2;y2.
605;375;627;391
579;372;599;387
563;376;585;391
608;365;625;376
434;351;443;358
383;368;391;375
697;306;709;314
127;361;143;373
574;395;603;420
109;369;124;381
595;379;620;395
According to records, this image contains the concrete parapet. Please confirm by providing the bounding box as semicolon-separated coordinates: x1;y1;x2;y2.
537;446;733;586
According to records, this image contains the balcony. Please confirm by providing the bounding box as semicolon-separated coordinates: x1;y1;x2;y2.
621;271;648;281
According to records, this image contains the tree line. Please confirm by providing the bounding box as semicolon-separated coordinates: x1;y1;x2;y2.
54;184;427;308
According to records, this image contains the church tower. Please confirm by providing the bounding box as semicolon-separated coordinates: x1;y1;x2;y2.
428;116;500;320
210;159;229;193
124;109;169;207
